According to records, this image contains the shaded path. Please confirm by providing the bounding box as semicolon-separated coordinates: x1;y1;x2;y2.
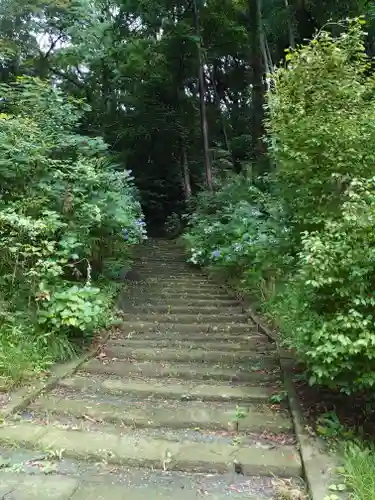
0;239;304;499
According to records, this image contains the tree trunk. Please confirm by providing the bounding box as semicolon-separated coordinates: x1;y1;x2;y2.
192;0;213;190
248;0;266;164
260;25;270;78
284;0;296;49
212;64;230;151
182;146;192;200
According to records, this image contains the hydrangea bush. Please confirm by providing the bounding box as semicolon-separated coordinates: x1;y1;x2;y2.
184;174;292;299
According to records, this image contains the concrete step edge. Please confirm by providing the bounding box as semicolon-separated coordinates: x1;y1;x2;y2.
108;339;272;351
130;305;244;312
0;422;302;477
30;394;293;433
103;346;277;364
59;376;277;403
120;314;251;325
82;359;280;382
118;321;258;333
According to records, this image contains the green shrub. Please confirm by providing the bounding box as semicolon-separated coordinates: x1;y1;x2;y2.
266;18;375;240
263;19;375;393
183;174;291;299
0;77;146;382
276;178;375;392
37;285;108;338
185;20;375;395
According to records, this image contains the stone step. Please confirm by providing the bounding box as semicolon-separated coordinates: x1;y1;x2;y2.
140;274;215;281
157;287;231;295
83;359;280;382
133;253;186;258
120;313;250;324
137;275;210;281
134;252;184;257
135;247;185;251
134;257;187;263
112;325;262;346
133;259;195;270
137;243;183;249
151;291;238;300
142;284;228;292
144;286;231;294
143;278;217;284
31;394;292;433
133;263;194;269
134;251;186;257
131;305;244;315
118;321;258;334
0;471;274;500
109;338;272;352
134;298;241;307
59;375;276;403
137;274;203;280
136;243;183;249
104;345;277;365
0;422;301;477
135;243;183;249
135;244;184;251
133;268;199;274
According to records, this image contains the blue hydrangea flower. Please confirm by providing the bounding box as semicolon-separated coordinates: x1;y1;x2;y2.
122;229;129;240
211;249;220;258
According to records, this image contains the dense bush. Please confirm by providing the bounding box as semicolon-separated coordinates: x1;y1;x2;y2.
185;20;375;394
184;174;292;300
0;77;146;384
266;20;375;238
277;177;375;391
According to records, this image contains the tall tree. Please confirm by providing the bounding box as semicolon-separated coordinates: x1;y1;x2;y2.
192;0;213;190
248;0;266;163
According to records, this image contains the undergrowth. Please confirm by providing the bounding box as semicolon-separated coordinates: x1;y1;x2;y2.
343;442;375;500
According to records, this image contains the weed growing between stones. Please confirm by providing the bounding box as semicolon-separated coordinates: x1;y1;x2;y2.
230;405;247;432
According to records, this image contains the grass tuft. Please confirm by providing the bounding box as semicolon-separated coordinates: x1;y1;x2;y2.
342;441;375;500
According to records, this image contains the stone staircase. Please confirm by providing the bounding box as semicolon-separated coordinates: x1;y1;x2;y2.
0;239;304;499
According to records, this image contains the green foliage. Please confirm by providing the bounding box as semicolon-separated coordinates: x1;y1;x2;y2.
279;177;375;392
186;20;375;395
342;441;375;500
0;77;145;383
1;0;370;229
264;20;375;393
37;285;107;337
183;173;292;300
266;19;375;237
0;0;373;398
